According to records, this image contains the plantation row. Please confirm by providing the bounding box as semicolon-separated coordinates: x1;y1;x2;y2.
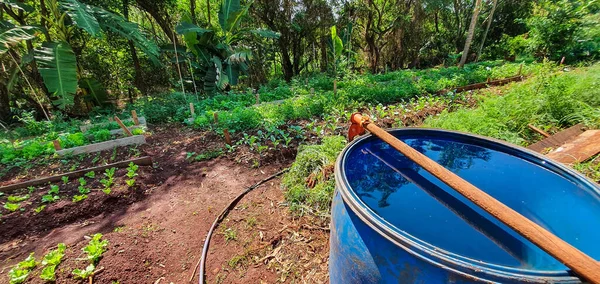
281;62;600;216
189;61;538;133
0;60;537;167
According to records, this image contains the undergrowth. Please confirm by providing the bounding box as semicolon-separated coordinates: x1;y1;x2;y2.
424;62;600;146
282;136;346;216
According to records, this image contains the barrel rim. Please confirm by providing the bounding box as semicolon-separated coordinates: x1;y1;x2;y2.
335;128;598;282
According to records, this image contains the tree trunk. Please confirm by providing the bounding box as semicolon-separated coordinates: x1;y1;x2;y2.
190;0;196;23
0;85;11;124
279;42;294;82
458;0;482;68
123;0;143;96
476;0;498;62
319;36;328;72
206;0;211;25
135;0;178;44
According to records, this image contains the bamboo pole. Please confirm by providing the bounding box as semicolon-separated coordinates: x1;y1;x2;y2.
349;113;600;283
131;110;140;125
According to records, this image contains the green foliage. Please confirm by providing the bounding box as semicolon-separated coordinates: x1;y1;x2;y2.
424;63;600;145
83;233;109;264
3;202;20;212
61;176;69;184
85;171;96;178
7;194;30;203
72;194;88;202
8;253;37;284
72;264;95;279
40;243;66;282
131;128;144;135
35;42;79;109
59;0;101;36
0;24;38;55
34;205;46;214
100;167;116;193
526;0;599;62
282;136;347;214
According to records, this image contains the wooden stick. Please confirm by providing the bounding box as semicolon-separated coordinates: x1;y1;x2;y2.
213;112;219;124
255;93;260;105
350;113;600;283
114;116;133;136
189;103;195;118
0;156;152;193
52;140;62;151
223;129;232;145
518;63;523;76
528;124;550;138
131;110;140;125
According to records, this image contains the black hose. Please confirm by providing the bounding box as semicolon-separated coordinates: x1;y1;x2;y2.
198;168;289;284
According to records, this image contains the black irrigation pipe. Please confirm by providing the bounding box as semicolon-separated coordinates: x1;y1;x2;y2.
193;168;289;284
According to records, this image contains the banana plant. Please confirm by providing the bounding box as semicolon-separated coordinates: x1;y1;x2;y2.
176;0;279;93
29;0;160;109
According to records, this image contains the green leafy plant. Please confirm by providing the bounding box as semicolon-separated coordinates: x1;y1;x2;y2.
4;202;20;212
27;186;36;193
34;205;46;214
131;128;144;135
8;253;37;284
85;171;96;178
100;167;116;194
223;228;237;243
125;162;138;187
72;194;87;202
72;264;95;279
8;194;30;203
92;129;111;142
78;177;87;186
40;243;66;282
84;233;109;264
61;176;69;184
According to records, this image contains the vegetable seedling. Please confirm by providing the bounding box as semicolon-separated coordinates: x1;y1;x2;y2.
34;205;46;214
72;195;88;203
85;171;96;178
61;176;69;184
8;253;37;284
4;202;20;212
40;243;66;282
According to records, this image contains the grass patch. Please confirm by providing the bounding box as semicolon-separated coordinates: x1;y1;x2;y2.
424;62;600;146
282;136;347;216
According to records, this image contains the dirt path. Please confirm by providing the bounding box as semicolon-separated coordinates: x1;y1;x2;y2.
0;127;329;284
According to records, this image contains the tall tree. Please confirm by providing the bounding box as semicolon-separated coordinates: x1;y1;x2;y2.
123;0;143;98
459;0;482;67
190;0;196;23
476;0;498;61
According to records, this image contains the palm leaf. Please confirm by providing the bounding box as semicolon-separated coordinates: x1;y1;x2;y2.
58;0;101;37
331;26;343;58
176;22;212;35
89;6;160;65
0;25;38;54
79;78;108;106
35;42;78;109
0;0;34;12
218;0;241;32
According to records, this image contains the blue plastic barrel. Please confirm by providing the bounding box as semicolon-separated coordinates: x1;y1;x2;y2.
330;128;600;283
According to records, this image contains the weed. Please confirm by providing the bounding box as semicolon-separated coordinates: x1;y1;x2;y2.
246;217;257;227
186;152;196;159
228;254;247;268
27;186;36;193
113;226;125;232
223;228;237;243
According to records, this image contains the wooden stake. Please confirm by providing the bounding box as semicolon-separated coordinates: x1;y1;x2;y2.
310;88;314;95
189;103;195;118
223;129;232;145
560;56;566;65
486;77;491;83
528;124;550;138
114;116;133;136
518;63;523;76
333;79;337;95
131;110;140;125
52;140;62;151
255;93;260;105
350;113;600;284
213;112;219;124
